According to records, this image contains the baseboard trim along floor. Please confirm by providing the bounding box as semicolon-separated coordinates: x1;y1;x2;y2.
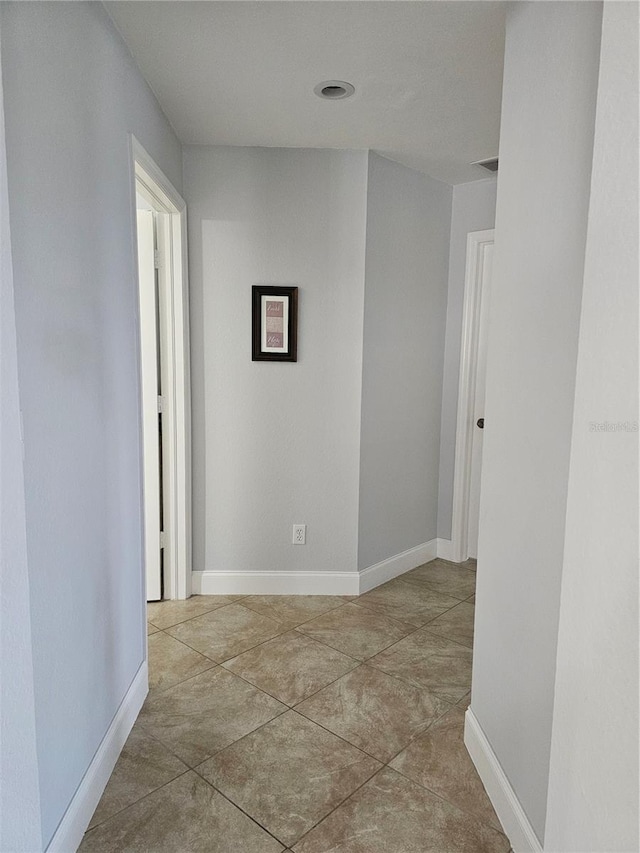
192;538;452;597
464;707;543;853
46;662;148;853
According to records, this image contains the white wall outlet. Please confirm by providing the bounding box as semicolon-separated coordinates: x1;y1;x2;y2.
292;524;306;545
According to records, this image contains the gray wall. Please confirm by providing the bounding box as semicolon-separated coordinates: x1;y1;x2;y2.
545;3;639;849
0;30;42;851
358;153;451;569
0;3;182;845
437;178;497;540
471;0;602;842
184;146;368;578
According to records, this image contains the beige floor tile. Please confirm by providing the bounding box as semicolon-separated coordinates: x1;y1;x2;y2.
457;691;472;708
402;560;477;600
147;622;160;635
295;665;450;762
138;667;286;765
223;631;358;706
166;603;285;662
368;628;473;702
88;725;188;829
148;632;216;694
80;771;284;853
90;583;502;852
198;710;381;847
147;595;240;629
296;602;416;660
390;704;502;831
423;600;475;648
293;767;509;853
356;579;461;627
241;595;348;628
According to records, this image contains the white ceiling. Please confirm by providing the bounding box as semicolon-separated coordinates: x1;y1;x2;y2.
106;1;506;185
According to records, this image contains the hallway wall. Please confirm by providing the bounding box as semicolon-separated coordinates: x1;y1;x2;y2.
471;0;602;842
358;153;451;569
0;3;182;846
186;147;454;585
544;2;639;848
0;30;42;852
185;146;368;582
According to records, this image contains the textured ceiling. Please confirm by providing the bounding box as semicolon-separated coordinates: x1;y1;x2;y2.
106;1;506;184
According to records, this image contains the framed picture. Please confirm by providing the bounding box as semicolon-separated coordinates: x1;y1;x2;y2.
252;285;298;362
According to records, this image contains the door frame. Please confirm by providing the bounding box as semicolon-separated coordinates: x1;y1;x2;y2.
450;229;495;563
131;135;191;600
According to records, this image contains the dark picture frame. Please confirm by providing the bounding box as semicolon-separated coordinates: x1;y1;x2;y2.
252;285;298;362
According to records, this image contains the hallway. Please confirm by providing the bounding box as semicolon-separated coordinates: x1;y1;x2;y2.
80;560;510;852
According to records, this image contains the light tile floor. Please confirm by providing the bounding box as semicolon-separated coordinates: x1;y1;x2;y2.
80;559;512;852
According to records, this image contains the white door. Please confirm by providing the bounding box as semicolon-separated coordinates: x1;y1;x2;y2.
136;209;162;601
466;242;494;558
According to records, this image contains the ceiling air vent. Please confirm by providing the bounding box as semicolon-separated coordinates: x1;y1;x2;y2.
472;157;499;173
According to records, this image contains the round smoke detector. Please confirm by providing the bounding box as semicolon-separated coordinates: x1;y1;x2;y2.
314;80;355;100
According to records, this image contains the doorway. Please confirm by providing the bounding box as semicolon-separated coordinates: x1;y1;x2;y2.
450;229;495;562
132;136;191;601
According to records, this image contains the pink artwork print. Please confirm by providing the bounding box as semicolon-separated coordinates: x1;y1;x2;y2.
265;300;284;347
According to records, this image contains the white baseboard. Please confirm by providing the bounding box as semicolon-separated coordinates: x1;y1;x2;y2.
193;539;439;598
358;539;437;594
464;707;543;853
192;570;360;596
436;538;456;561
46;662;148;853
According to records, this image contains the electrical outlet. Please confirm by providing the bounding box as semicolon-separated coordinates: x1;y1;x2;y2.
292;524;306;545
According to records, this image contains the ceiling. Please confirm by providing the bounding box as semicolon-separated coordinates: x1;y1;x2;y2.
105;1;506;185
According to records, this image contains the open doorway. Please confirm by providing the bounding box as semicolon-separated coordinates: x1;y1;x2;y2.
450;229;494;562
132;136;191;601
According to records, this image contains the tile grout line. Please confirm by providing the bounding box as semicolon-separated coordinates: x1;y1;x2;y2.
355;590;472;623
209;666;392;765
146;598;235;630
288;763;410;851
288;588;475;663
190;763;292;850
238;596;351;627
290;669;455;766
82;768;193;837
293;759;508;852
145;659;220;699
364;656;471;705
131;717;195;769
419;625;474;650
286;764;388;849
220;650;361;709
158;603;307;665
293;611;443;662
387;760;509;839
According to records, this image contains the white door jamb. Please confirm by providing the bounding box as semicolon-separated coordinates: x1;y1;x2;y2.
450;229;495;563
131;135;191;601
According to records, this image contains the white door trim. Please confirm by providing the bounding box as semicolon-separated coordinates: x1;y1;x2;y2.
450;229;495;563
131;135;191;600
